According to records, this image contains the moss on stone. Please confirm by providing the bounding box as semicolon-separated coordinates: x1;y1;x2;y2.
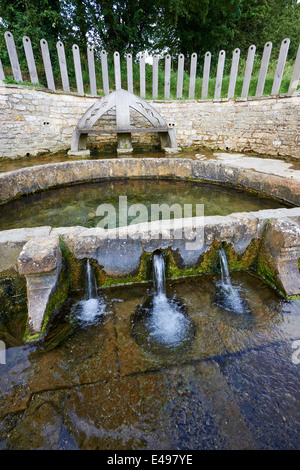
24;237;78;342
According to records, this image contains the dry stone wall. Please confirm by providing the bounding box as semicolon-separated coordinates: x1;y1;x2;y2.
0;84;299;159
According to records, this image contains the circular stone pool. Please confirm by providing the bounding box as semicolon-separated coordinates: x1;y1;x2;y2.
0;179;289;231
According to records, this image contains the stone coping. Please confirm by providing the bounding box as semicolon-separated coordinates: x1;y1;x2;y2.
0;156;299;207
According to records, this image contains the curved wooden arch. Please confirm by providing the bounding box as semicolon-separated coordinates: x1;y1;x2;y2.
69;89;177;154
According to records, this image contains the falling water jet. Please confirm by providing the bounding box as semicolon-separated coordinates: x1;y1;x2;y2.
74;259;106;323
130;252;195;355
213;247;253;328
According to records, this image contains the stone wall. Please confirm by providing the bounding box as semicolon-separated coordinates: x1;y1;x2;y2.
0;84;299;159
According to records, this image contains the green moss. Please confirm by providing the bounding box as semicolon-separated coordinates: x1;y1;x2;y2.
91;251;154;288
23;237;75;342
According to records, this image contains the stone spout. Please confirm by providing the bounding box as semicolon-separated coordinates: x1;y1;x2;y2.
17;236;62;336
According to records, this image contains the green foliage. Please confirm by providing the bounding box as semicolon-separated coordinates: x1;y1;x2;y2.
0;0;299;95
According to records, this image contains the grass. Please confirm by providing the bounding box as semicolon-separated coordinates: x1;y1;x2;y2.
2;55;299;99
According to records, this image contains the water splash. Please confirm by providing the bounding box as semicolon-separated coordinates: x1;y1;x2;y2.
76;260;106;323
147;253;190;346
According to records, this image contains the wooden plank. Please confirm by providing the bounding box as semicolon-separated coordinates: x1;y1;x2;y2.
288;44;300;94
0;58;5;81
214;50;225;99
22;36;39;84
227;48;240;98
256;41;272;96
189;53;197;99
72;44;84;94
176;53;184;98
272;37;290;95
241;44;256;97
126;53;133;94
87;45;97;95
4;31;22;82
56;41;70;92
81;127;170;134
101;50;109;95
140;53;146;98
40;39;55;91
164;54;171;99
114;51;121;90
202;51;211;99
152;54;159;99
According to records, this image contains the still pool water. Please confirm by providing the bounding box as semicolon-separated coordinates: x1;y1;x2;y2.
0;272;299;450
0;179;289;231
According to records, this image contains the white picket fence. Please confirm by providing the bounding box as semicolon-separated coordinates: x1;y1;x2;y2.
0;31;300;99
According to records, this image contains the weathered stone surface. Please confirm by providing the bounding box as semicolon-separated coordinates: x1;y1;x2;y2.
26;269;61;334
0;227;52;272
0;85;299;159
262;217;300;296
0;156;299;207
17;236;62;275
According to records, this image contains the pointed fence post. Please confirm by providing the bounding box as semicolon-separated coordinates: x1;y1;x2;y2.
101;50;109;95
57;41;70;92
202;51;211;99
114;51;121;91
0;58;5;82
23;36;39;84
214;50;225;99
189;53;197;99
127;53;133;94
288;44;300;94
164;54;171;99
241;45;256;97
87;45;97;95
256;41;272;96
40;38;55;91
152;54;159;99
140;53;146;98
271;38;290;95
5;31;22;82
72;44;84;94
177;53;184;98
228;48;240;98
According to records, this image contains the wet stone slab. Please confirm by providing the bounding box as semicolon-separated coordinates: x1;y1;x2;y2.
0;273;299;449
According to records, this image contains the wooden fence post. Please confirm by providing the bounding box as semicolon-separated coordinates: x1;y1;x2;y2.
177;53;184;98
272;38;290;95
189;53;197;99
0;58;5;82
40;38;55;91
140;53;146;98
256;41;272;96
202;51;211;99
101;50;109;95
87;45;97;95
72;44;84;94
288;44;300;94
228;48;240;98
127;53;133;94
241;45;256;97
57;41;70;92
114;51;121;91
23;36;39;84
4;31;22;82
152;54;159;99
214;50;225;99
164;54;171;99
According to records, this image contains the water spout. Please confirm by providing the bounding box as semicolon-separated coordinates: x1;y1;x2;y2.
86;259;97;300
147;252;190;346
217;247;246;315
153;252;166;296
74;259;105;323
